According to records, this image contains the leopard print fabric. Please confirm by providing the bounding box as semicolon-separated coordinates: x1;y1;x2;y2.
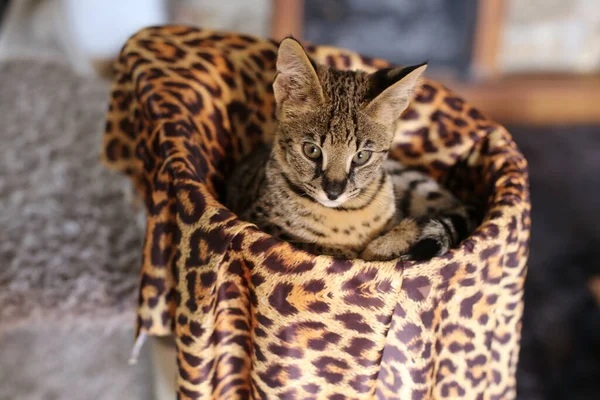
103;26;530;399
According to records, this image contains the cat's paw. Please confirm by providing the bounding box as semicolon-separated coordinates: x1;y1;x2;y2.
359;219;420;261
360;238;397;261
405;219;451;261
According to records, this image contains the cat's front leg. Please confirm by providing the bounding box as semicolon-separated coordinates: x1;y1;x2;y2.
359;213;469;261
359;219;420;261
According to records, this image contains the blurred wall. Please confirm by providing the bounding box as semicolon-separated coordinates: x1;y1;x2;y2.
500;0;600;73
0;0;271;76
304;0;478;77
173;0;270;38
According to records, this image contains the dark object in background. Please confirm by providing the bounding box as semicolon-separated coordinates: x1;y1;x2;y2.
304;0;478;78
0;0;10;27
510;126;600;400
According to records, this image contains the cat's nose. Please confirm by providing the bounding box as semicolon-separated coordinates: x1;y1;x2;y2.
323;179;346;200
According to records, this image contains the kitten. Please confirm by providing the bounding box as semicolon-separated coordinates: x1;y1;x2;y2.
226;37;472;261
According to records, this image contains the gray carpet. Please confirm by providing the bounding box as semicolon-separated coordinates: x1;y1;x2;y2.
0;325;152;400
0;59;142;328
0;59;150;399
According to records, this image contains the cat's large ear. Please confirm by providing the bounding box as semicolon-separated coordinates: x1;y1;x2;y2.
273;37;324;112
364;63;427;126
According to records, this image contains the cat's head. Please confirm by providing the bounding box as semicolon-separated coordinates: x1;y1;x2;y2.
272;37;426;208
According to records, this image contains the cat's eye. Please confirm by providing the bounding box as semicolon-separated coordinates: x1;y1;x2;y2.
302;143;322;160
352;150;372;166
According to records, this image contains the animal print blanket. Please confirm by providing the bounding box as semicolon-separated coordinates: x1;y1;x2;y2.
103;26;530;399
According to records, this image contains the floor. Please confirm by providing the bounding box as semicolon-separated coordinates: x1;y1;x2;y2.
0;59;150;400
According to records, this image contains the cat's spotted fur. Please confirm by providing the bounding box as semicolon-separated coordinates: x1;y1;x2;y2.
226;38;472;260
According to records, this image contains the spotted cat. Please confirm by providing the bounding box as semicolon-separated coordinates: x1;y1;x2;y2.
226;37;472;261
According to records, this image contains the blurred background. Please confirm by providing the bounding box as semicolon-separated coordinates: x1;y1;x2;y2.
1;0;599;399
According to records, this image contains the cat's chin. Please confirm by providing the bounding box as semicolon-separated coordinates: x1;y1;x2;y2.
317;198;344;208
313;192;350;208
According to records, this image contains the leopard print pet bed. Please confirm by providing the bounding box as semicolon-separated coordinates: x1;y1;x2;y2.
103;27;530;399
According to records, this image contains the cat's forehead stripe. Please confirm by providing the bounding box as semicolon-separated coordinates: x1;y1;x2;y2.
321;70;364;147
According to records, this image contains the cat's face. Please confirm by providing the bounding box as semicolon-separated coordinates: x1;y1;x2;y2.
272;38;426;208
273;96;392;208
